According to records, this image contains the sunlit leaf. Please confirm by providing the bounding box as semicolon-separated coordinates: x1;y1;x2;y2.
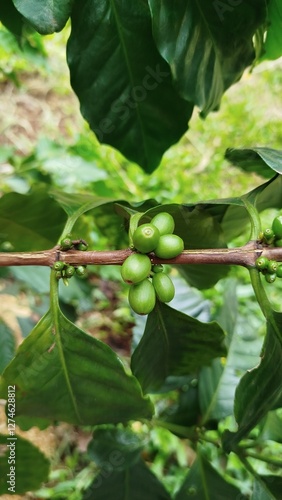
261;0;282;61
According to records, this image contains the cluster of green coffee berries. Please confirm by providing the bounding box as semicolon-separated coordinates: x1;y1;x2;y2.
60;234;88;252
255;256;282;283
256;214;282;283
53;260;87;280
259;214;282;246
53;234;88;284
121;212;184;315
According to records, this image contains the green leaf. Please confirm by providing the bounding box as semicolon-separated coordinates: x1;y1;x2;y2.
175;450;241;500
259;411;282;443
67;0;193;172
0;320;16;375
0;188;66;251
225;147;282;178
131;302;226;394
88;427;144;470
199;279;263;423
84;458;171;500
252;478;277;500
0;0;24;37
0;280;153;425
252;476;282;499
0;434;50;494
148;0;266;116
12;0;73;34
159;375;200;429
261;0;282;61
223;312;282;452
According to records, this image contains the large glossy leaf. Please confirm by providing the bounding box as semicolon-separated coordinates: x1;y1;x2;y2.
67;0;193;172
0;434;50;494
199;280;263;423
0;320;16;375
223;311;282;452
175;450;241;500
0;283;153;425
261;0;282;61
0;0;23;36
12;0;73;34
148;0;266;116
0;188;66;251
87;427;144;470
225;147;282;178
84;458;171;500
131;302;226;393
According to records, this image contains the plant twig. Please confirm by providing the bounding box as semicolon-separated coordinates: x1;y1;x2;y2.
0;241;282;267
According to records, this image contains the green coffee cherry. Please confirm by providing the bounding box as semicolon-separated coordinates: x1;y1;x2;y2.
60;236;72;250
151;212;175;236
152;273;175;303
272;215;282;239
53;261;65;271
132;223;160;253
75;265;87;277
263;228;274;243
154;234;184;259
152;264;164;273
255;256;269;270
55;270;62;279
276;265;282;278
267;260;278;273
265;273;276;284
274;238;282;247
77;242;88;251
65;265;75;278
128;279;156;315
121;254;151;284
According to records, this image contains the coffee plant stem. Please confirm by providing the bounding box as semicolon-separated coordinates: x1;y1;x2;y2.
245;451;282;468
1;242;282;267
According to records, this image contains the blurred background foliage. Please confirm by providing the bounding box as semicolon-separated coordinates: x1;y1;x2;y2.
1;21;282;499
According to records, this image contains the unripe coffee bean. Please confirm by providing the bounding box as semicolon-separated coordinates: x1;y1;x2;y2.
128;279;156;315
121;254;151;284
154;234;184;259
132;223;160;253
152;273;175;303
151;212;175;235
272;215;282;239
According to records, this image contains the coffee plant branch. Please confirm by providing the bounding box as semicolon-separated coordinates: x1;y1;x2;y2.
0;241;281;268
